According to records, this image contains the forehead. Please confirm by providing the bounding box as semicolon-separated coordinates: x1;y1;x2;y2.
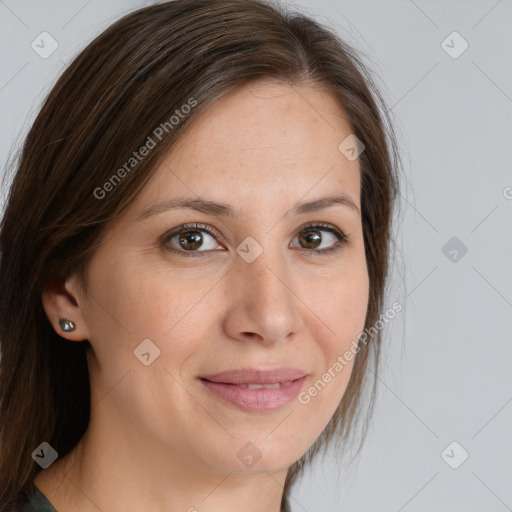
174;80;356;165
127;80;361;219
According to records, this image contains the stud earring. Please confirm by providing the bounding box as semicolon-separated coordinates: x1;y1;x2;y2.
58;318;76;332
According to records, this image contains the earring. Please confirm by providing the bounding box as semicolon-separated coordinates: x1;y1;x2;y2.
58;318;76;332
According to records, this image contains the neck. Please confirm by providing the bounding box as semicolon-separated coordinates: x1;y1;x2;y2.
34;407;287;512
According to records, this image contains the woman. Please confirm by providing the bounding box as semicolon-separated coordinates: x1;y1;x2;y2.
0;0;402;510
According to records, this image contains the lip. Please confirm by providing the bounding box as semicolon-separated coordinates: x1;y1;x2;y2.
199;367;307;385
198;368;308;413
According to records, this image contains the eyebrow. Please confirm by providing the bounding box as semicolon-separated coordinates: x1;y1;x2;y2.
135;192;360;222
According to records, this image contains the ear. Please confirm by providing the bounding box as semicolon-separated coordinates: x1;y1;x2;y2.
41;273;90;342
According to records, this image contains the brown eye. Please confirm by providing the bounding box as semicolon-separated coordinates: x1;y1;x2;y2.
177;230;204;251
298;229;322;249
163;223;224;257
162;222;349;258
292;224;347;253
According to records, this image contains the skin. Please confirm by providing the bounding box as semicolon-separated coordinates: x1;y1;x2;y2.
37;79;369;512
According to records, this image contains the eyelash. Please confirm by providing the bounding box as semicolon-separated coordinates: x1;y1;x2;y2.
161;222;350;258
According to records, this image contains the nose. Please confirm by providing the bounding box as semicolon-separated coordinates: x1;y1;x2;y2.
222;248;303;347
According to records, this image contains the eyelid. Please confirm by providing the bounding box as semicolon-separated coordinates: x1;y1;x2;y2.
160;222;225;256
161;221;350;257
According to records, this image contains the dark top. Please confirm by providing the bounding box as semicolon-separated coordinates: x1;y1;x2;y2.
20;484;57;512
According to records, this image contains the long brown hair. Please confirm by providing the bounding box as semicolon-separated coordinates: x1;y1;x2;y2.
0;0;402;509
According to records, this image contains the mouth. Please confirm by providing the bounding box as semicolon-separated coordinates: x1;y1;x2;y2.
197;368;308;412
198;367;308;385
222;381;297;389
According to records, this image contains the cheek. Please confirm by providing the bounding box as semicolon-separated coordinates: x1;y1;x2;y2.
306;265;369;393
83;255;226;407
308;262;369;343
86;252;206;337
82;258;209;424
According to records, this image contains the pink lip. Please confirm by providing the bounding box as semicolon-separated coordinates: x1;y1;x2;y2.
199;377;307;412
199;367;307;385
198;368;308;413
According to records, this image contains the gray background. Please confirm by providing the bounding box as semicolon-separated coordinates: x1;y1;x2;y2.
1;0;511;511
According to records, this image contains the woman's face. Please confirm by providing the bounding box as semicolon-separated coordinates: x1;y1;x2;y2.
59;80;369;476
